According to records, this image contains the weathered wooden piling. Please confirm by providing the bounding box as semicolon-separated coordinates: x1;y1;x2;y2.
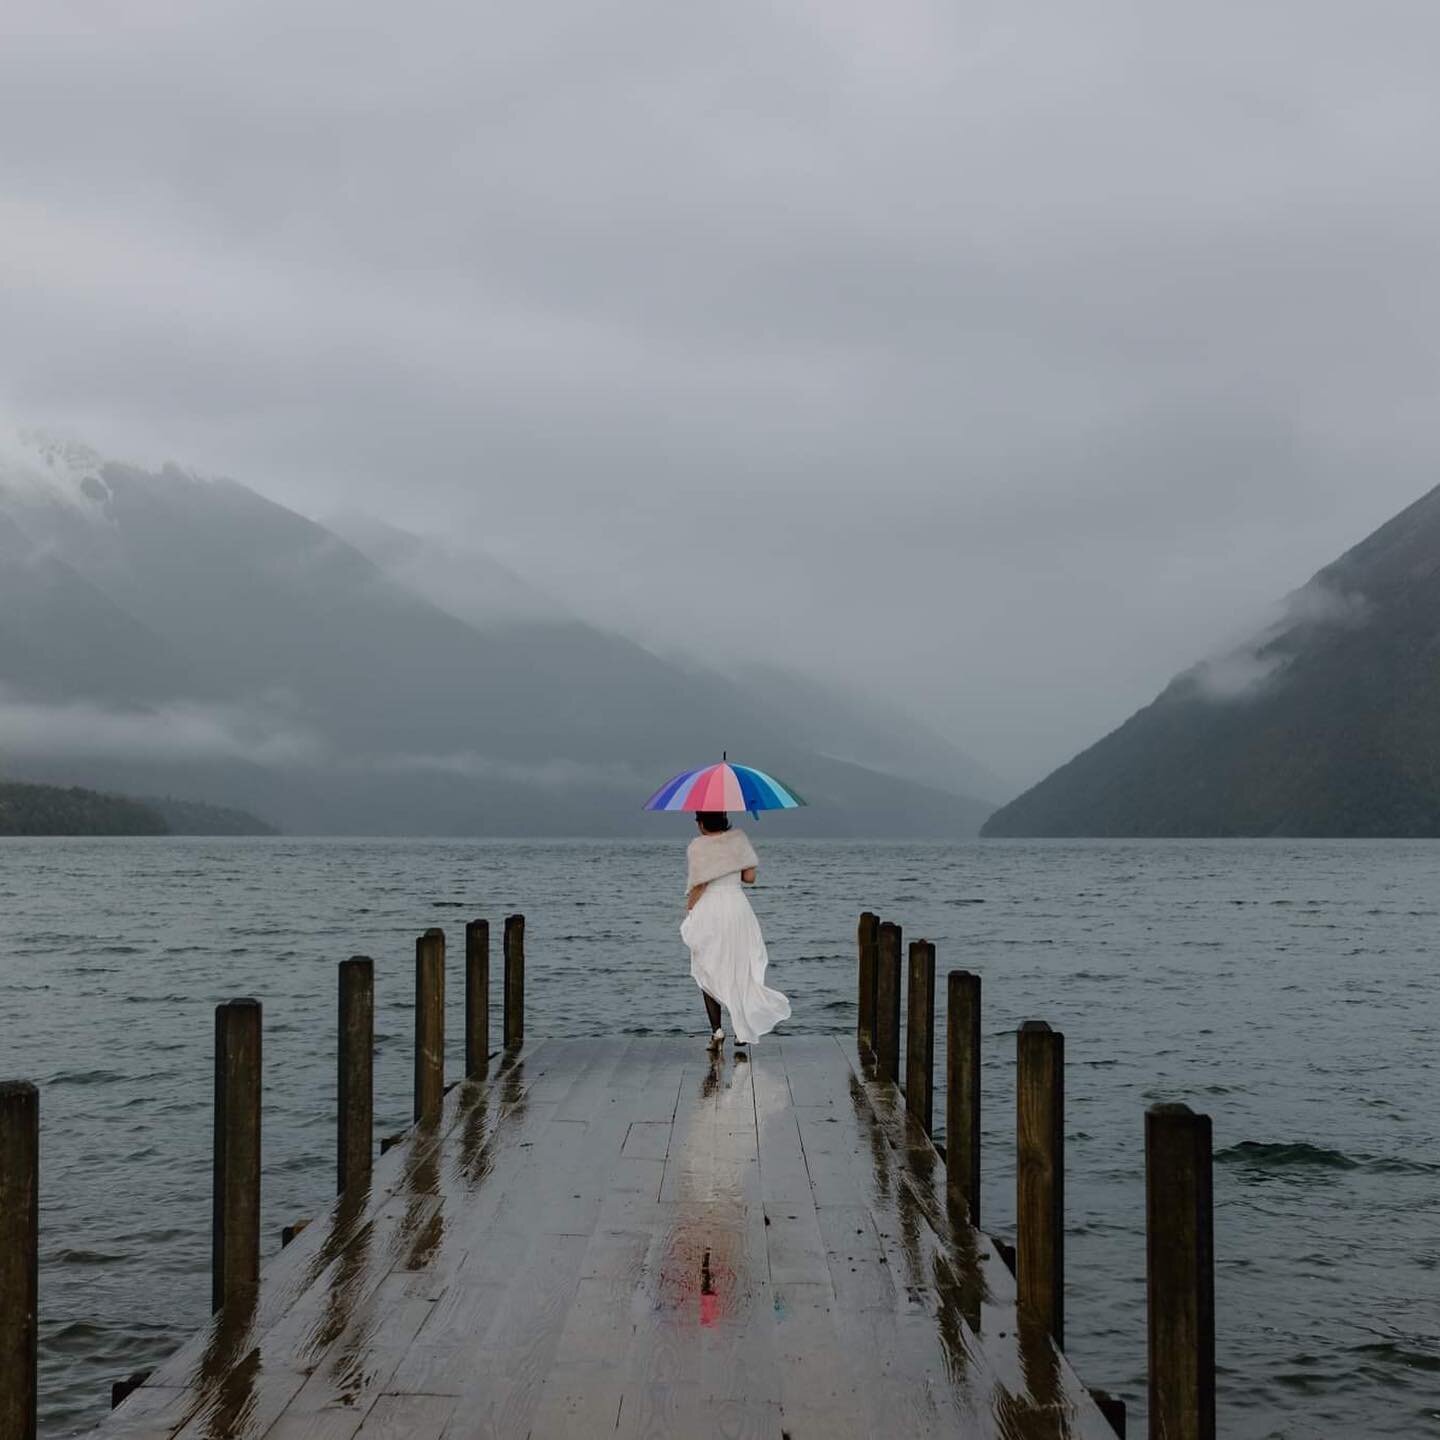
946;969;982;1223
337;957;373;1194
905;939;936;1133
856;911;880;1053
874;921;903;1084
1146;1103;1215;1440
503;913;525;1050
1091;1389;1128;1437
212;999;262;1314
465;918;490;1077
110;1372;149;1412
414;929;445;1124
0;1081;38;1440
1017;1019;1065;1346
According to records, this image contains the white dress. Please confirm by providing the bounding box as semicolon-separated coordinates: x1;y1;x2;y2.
681;870;791;1044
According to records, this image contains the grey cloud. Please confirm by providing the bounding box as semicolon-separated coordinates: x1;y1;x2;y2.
2;1;1439;783
1190;580;1372;702
0;693;322;766
383;753;645;789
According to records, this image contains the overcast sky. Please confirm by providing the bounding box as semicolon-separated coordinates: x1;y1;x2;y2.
3;1;1439;786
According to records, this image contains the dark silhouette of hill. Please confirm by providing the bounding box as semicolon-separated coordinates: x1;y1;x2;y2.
984;483;1440;837
0;781;167;835
144;796;277;835
0;780;273;835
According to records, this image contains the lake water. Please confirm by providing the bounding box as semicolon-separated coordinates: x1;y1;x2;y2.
1;836;1437;1438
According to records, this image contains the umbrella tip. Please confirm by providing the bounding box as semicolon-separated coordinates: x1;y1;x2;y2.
723;749;727;762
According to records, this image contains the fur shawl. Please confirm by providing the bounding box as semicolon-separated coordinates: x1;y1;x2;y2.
686;829;759;889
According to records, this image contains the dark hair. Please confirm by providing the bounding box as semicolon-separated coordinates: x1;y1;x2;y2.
696;811;731;834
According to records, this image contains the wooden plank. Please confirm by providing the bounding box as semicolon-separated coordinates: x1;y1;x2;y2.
447;1233;591;1438
85;1037;1125;1440
103;1044;560;1436
354;1395;456;1440
394;1036;655;1425
813;1204;896;1313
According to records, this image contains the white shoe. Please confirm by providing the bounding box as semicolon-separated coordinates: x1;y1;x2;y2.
709;1028;725;1053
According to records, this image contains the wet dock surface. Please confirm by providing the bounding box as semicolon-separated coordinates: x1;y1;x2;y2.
91;1037;1116;1439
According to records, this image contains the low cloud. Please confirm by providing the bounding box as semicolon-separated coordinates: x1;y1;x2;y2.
385;752;644;789
1188;581;1370;702
0;693;322;766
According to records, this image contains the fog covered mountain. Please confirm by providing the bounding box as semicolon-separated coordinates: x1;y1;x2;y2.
984;481;1440;837
0;433;995;835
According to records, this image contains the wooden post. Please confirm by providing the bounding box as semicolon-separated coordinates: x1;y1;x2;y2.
0;1081;38;1440
1016;1020;1064;1346
503;914;525;1050
1146;1103;1215;1440
874;921;903;1084
337;957;373;1194
946;970;982;1223
1090;1389;1128;1437
414;930;445;1124
856;912;879;1053
111;1371;150;1411
905;940;936;1133
466;919;490;1077
213;999;261;1313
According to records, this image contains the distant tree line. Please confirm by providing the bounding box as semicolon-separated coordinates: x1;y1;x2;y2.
0;781;276;836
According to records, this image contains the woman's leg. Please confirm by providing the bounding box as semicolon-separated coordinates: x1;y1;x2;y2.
702;990;722;1033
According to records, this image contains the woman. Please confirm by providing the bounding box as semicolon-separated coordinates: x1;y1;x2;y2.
681;810;791;1051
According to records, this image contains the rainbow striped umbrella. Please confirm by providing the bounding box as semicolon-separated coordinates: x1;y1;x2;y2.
644;759;806;816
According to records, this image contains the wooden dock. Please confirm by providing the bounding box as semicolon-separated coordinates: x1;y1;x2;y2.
90;1036;1117;1440
2;913;1216;1440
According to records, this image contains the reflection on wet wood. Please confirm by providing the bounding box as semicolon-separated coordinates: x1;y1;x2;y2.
94;1038;1116;1440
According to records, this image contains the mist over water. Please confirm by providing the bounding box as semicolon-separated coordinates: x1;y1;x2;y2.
2;836;1437;1438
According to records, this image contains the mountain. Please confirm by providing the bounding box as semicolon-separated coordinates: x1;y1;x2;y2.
720;661;1005;804
333;516;1005;806
321;511;567;628
983;482;1440;838
144;796;277;836
0;432;994;836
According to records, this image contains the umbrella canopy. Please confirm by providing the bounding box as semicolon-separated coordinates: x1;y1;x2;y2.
644;760;806;815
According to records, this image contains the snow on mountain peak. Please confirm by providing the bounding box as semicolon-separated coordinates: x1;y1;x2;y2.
0;426;115;517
